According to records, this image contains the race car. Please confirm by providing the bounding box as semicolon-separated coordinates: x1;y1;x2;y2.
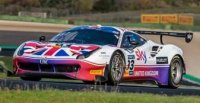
12;25;193;88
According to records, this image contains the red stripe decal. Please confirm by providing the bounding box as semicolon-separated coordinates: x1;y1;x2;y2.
45;48;59;56
25;43;37;47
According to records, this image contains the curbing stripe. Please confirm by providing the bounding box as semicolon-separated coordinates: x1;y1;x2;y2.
0;45;18;49
183;74;200;84
182;78;200;86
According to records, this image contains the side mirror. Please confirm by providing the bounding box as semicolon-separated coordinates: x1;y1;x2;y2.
39;36;46;42
185;32;193;43
127;36;139;45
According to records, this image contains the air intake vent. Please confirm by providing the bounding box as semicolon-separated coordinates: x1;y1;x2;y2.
152;46;159;51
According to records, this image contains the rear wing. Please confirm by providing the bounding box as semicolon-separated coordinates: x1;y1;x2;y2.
132;30;193;44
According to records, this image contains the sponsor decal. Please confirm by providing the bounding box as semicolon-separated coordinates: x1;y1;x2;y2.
123;69;129;77
128;55;135;75
156;57;168;64
134;71;159;76
40;57;48;64
128;55;135;59
90;70;103;75
128;60;134;71
135;49;147;63
179;15;193;25
99;55;109;58
100;52;106;54
160;14;178;24
141;14;160;24
90;25;101;29
129;71;134;75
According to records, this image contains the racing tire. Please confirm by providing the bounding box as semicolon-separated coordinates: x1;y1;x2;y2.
83;81;94;84
159;56;183;88
107;51;125;85
83;81;106;85
20;76;41;81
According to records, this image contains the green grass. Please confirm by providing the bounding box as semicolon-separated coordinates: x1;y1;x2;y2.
0;56;12;78
0;15;68;24
0;56;12;71
0;90;199;103
0;73;6;78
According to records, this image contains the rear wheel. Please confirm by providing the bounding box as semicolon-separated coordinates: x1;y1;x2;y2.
107;51;125;85
20;76;41;81
159;56;183;88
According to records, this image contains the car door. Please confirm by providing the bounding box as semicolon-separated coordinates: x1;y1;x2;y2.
121;31;149;77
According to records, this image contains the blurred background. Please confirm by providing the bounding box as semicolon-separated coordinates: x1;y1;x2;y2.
0;0;199;30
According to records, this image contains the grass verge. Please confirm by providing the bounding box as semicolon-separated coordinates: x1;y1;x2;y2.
0;56;12;78
0;90;200;103
0;15;68;24
0;56;12;70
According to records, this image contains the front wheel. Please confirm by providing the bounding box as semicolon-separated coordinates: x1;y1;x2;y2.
159;56;183;88
82;81;94;84
107;51;125;85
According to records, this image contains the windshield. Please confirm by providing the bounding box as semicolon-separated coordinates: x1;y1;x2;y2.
50;29;119;46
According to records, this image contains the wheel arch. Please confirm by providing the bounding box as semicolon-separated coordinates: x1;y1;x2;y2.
157;44;184;70
114;49;126;64
173;54;186;74
103;49;126;82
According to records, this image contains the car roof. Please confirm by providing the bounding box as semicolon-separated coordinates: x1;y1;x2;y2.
65;25;124;35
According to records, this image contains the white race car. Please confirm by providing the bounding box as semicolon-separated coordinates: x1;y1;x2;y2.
13;25;193;88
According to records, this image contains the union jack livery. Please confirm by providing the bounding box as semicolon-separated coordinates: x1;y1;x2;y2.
13;25;193;88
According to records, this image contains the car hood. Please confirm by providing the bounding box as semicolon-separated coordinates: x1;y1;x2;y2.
19;41;100;59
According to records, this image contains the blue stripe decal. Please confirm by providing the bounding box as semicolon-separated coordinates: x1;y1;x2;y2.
34;49;47;55
55;49;69;56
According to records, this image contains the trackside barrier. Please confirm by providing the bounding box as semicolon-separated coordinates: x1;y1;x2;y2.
141;14;194;25
0;46;17;56
183;74;200;86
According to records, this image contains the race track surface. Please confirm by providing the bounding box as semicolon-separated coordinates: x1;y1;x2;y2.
0;79;200;96
0;30;56;45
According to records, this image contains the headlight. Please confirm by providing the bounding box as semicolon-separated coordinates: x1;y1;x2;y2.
76;52;91;59
77;54;86;59
76;47;100;59
16;44;26;56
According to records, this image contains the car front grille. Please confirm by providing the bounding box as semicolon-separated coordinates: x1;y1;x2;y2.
18;62;80;73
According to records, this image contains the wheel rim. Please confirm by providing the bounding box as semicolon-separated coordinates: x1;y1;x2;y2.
171;60;182;84
111;54;124;82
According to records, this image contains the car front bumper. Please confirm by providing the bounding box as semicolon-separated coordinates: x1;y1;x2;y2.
13;56;106;81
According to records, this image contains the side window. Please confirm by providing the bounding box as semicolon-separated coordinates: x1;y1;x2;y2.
121;32;146;48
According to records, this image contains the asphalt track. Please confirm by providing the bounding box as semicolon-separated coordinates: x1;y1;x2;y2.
0;79;200;96
0;30;56;45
